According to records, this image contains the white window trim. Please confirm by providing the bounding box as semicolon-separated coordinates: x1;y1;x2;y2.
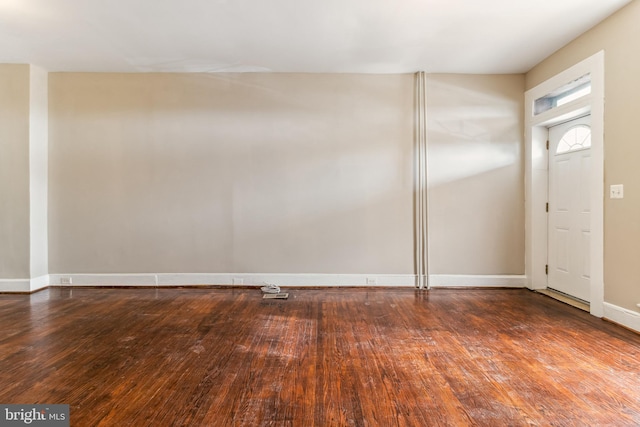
524;51;605;317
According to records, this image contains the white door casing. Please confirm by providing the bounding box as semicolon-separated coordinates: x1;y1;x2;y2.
548;116;591;302
524;51;604;317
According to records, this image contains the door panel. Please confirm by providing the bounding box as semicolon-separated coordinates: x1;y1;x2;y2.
555;229;569;272
548;115;591;302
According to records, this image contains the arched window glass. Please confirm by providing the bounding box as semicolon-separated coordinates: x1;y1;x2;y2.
556;125;591;154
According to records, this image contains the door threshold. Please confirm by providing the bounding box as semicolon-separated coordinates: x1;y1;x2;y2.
536;288;590;312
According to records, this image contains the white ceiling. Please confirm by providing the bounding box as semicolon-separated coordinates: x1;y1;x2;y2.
0;0;631;74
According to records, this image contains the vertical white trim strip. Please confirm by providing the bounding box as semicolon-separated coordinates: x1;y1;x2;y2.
29;65;49;279
419;72;425;289
421;72;430;290
414;73;423;288
420;71;431;289
589;52;605;318
414;72;429;290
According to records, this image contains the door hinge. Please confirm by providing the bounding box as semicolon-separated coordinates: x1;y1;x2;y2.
546;140;549;150
546;202;549;212
545;265;548;275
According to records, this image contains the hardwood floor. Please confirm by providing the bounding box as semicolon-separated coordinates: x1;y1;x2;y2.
1;287;639;426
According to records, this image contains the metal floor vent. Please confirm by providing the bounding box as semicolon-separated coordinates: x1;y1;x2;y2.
263;293;289;299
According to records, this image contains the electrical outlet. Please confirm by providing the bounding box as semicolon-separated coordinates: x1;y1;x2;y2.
366;277;377;285
232;278;243;285
60;277;72;285
610;184;624;199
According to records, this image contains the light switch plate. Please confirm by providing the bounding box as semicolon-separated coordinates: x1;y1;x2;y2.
610;184;624;199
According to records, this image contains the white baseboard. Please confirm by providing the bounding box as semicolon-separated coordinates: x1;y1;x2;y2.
0;275;50;293
30;275;50;292
0;279;31;292
603;302;640;333
48;273;417;287
49;274;157;286
46;273;527;288
159;273;419;287
429;275;527;288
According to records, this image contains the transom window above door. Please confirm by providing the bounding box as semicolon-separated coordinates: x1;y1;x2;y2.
534;73;592;116
556;125;591;154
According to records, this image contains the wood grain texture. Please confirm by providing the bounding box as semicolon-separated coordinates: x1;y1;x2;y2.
1;287;639;426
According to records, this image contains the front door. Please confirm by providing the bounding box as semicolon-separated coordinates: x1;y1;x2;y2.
548;115;591;302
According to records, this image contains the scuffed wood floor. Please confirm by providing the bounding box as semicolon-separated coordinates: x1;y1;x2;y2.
1;287;639;426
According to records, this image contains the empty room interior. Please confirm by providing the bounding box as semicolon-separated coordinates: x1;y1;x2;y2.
1;0;640;425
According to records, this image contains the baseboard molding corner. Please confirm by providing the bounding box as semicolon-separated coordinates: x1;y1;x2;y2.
603;302;640;333
30;274;50;292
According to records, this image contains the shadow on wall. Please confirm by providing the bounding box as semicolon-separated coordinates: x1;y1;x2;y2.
426;75;525;275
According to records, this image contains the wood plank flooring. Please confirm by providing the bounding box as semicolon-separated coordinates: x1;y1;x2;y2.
1;287;640;426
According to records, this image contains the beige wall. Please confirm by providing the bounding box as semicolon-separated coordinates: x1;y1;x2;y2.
48;73;415;274
526;1;640;310
427;74;525;274
48;72;526;277
0;65;30;279
0;67;526;281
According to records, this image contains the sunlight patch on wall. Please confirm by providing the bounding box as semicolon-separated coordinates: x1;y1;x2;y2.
428;140;517;186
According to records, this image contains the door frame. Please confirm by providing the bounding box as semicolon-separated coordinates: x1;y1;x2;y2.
524;51;605;317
